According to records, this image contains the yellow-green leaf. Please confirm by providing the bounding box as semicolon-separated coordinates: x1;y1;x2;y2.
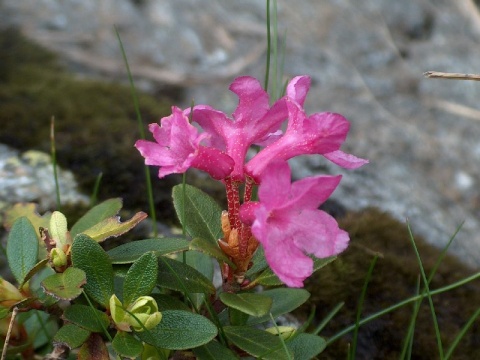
70;198;123;238
3;203;50;237
50;211;69;248
82;211;147;243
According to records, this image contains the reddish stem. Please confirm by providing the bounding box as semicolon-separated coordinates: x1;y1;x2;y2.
243;176;255;203
224;177;241;230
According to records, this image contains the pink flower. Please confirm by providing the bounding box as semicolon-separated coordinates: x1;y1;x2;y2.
135;106;234;180
245;76;368;181
240;161;349;287
187;76;287;181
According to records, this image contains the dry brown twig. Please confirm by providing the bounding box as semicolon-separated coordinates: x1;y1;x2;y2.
1;307;19;360
424;71;480;81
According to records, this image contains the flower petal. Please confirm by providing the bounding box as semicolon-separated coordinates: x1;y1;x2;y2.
245;100;350;180
323;150;369;169
257;161;292;208
288;209;349;258
230;76;270;124
136;106;233;179
286;75;311;107
289;175;342;210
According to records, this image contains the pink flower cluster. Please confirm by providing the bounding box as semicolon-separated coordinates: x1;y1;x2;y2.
135;75;367;287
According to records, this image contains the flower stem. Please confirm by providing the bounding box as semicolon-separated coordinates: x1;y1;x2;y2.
224;177;241;230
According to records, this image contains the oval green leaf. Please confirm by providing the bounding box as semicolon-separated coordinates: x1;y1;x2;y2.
53;323;90;349
157;256;215;294
193;340;238;360
7;217;39;285
286;333;326;359
220;292;272;317
247;288;310;325
107;237;189;264
63;304;110;332
224;326;292;360
151;294;191;312
70;198;122;238
136;310;217;350
112;331;143;358
71;234;114;307
123;252;158;306
172;184;223;243
41;267;86;301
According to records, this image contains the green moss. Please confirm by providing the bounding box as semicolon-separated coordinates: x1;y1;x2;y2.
0;28;184;221
297;208;480;359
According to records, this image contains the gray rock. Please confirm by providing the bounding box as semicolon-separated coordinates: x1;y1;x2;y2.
0;144;89;214
2;0;480;266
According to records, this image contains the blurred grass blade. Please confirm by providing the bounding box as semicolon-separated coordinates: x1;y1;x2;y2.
90;172;103;206
400;275;421;360
326;272;480;345
313;302;344;335
444;306;480;360
350;255;378;360
264;0;271;91
406;221;444;359
50;116;61;210
114;26;158;237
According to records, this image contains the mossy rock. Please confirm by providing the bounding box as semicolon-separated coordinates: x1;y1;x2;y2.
0;27;187;222
298;207;480;360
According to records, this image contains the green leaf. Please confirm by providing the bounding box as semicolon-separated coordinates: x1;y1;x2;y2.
107;237;189;264
151;294;191;312
112;331;143;358
49;211;68;249
63;304;110;332
7;217;39;285
172;184;223;243
190;237;235;268
20;258;49;288
136;310;217;350
157;256;215;294
70;198;123;238
193;340;239;360
186;250;214;282
220;293;272;317
82;211;147;243
22;310;58;349
185;250;214;309
312;256;337;273
254;256;337;286
41;267;86;301
71;234;114;307
123;252;158;306
224;326;292;360
53;323;91;349
247;288;310;325
286;333;326;359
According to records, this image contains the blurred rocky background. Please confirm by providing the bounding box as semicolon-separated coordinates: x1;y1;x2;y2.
2;0;480;268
